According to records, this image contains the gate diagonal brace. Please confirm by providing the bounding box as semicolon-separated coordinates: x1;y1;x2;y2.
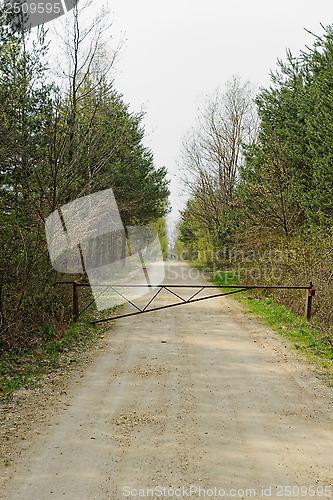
90;285;252;324
61;282;314;323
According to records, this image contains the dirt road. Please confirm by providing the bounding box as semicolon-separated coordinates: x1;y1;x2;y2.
1;262;332;499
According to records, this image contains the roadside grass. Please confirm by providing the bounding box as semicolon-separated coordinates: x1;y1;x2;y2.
189;261;333;385
0;305;117;396
186;260;210;270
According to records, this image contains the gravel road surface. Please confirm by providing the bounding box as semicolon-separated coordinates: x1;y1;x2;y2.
1;262;332;500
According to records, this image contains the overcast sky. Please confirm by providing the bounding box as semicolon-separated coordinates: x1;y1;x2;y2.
53;1;333;236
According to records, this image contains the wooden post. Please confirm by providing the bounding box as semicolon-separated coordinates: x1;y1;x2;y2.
73;282;79;321
305;281;315;320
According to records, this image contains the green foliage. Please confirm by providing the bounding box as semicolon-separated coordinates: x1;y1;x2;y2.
177;196;218;263
0;313;107;394
242;25;333;227
149;218;169;260
0;12;169;354
239;135;305;236
40;324;55;341
209;269;242;289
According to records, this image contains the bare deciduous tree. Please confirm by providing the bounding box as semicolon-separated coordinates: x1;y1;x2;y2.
180;76;258;232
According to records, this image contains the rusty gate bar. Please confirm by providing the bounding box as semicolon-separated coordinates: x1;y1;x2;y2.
56;282;315;323
71;284;311;290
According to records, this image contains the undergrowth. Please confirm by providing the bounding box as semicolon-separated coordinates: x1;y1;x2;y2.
0;303;117;396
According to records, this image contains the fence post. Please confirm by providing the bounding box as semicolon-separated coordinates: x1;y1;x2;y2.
305;282;315;320
73;281;79;321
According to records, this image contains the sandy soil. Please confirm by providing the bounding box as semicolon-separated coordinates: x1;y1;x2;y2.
0;262;332;500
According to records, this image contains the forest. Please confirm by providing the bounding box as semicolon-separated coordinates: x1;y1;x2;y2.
1;5;332;361
176;26;333;335
0;5;170;353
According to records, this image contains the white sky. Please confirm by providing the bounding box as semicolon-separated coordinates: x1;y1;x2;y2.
51;1;333;237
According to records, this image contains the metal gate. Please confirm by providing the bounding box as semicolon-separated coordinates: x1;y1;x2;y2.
57;281;315;324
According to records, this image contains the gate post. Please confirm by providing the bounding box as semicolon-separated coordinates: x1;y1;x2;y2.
73;281;79;321
305;282;315;320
